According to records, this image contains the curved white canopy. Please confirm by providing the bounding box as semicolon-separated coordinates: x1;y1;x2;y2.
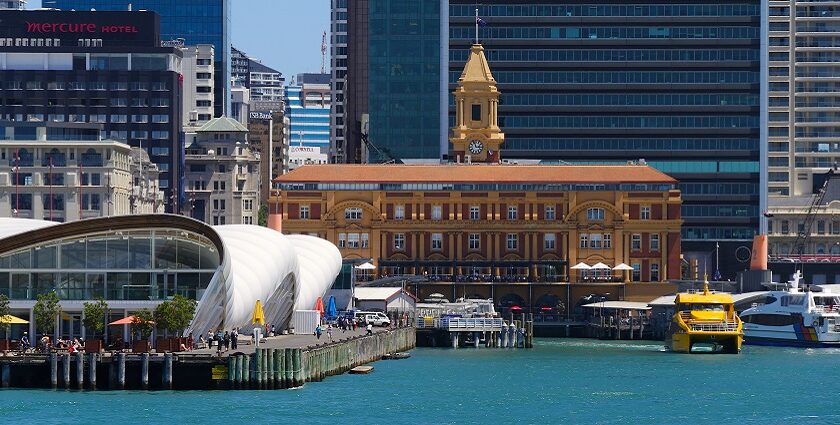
570;262;591;270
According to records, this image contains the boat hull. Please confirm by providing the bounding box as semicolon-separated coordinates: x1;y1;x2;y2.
744;335;840;348
668;332;743;354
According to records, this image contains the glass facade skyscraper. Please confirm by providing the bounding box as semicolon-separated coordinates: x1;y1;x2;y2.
44;0;231;117
449;1;765;277
367;0;442;161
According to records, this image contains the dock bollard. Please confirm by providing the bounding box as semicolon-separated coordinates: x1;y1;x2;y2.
278;348;287;389
62;353;71;388
141;353;150;390
234;355;242;389
117;353;126;390
262;348;270;388
88;354;97;390
242;353;250;387
1;363;10;388
76;352;84;390
163;353;173;390
254;349;262;389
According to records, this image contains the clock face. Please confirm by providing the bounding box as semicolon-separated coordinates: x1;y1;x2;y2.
468;139;484;155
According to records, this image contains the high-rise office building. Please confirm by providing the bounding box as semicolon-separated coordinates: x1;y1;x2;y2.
329;0;348;163
180;44;215;130
447;1;765;277
0;10;184;211
0;0;25;10
45;0;231;117
286;73;331;153
767;1;840;198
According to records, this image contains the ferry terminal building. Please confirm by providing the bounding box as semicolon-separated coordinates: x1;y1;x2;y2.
269;43;684;312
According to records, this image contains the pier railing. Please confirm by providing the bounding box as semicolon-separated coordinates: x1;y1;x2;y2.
678;312;740;332
416;316;505;332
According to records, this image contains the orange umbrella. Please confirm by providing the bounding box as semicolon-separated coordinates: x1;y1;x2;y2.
314;297;324;316
109;315;154;325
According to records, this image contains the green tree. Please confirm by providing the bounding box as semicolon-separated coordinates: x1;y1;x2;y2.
258;204;268;227
33;291;61;336
154;295;197;336
0;294;11;341
82;298;109;338
131;309;155;340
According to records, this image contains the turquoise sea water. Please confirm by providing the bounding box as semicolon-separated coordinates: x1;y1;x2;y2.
2;339;839;424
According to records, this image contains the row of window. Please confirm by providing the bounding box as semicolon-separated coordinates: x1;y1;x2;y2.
504;138;758;152
451;26;758;40
282;183;675;192
3;81;169;91
499;115;758;129
497;93;758;107
450;71;759;85
451;4;760;18
9;172;102;187
769;220;840;236
451;48;759;63
579;233;614;250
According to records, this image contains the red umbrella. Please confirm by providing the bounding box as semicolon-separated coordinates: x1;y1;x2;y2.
540;307;553;312
314;297;325;316
510;305;522;311
108;315;154;325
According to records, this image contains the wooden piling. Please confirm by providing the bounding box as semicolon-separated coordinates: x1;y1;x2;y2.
75;352;84;390
272;349;281;389
254;349;262;389
283;348;292;388
292;348;302;387
88;354;97;390
1;363;9;388
234;355;243;388
163;353;173;389
242;353;250;387
227;355;236;388
141;353;150;390
117;353;126;390
50;353;58;389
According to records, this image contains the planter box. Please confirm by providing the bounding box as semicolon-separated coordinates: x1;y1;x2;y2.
155;337;184;352
84;339;102;353
132;340;150;353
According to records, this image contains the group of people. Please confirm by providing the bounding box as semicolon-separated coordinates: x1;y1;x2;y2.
200;328;239;353
17;332;85;353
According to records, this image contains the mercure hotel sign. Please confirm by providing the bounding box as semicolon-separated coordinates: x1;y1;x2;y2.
25;22;140;34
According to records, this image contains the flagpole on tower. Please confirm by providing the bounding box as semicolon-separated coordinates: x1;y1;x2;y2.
475;8;479;44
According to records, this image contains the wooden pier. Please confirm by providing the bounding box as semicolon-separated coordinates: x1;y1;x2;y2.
0;327;415;391
415;313;534;349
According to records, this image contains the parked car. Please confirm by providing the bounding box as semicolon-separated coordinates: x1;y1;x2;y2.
364;312;391;327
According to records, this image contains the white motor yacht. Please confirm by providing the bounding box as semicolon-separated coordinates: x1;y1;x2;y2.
741;271;840;347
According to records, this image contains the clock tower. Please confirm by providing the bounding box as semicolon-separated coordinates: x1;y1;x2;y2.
450;44;504;163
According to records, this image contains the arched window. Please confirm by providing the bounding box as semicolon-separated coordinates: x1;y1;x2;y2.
831;244;840;255
81;148;103;166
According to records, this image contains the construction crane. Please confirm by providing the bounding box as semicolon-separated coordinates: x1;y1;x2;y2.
321;31;327;74
792;169;834;270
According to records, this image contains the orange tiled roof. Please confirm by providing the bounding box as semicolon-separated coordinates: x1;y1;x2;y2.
275;164;676;184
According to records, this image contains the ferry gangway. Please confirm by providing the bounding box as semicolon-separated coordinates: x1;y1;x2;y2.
415;317;505;332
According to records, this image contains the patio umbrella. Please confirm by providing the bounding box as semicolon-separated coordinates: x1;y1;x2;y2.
314;296;325;316
252;300;266;325
355;262;376;270
591;262;611;270
612;263;634;271
108;315;154;326
325;295;338;320
0;314;29;324
570;262;591;270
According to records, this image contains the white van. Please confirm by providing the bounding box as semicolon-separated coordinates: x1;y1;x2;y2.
354;311;390;327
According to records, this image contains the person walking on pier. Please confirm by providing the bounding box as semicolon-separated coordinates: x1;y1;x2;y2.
326;324;333;341
366;323;373;336
223;331;230;350
231;328;238;350
315;324;322;340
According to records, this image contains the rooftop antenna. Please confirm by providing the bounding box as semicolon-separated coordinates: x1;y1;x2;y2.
321;31;327;74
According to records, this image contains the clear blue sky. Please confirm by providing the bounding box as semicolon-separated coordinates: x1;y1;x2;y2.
28;0;330;78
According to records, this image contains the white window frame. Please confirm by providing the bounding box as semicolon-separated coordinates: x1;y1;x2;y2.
431;233;443;250
361;233;369;248
507;206;518;220
544;233;556;250
299;205;310;219
345;207;362;220
632;263;641;281
468;233;480;250
587;207;605;221
338;233;346;248
580;233;588;248
641;206;651;220
506;233;518;250
394;233;406;250
545;205;556;220
631;234;642;251
348;233;360;248
650;263;660;281
395;205;405;220
603;233;612;249
590;233;603;249
650;234;660;251
469;205;480;220
431;205;442;220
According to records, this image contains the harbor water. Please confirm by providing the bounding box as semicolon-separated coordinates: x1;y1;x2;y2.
2;338;839;424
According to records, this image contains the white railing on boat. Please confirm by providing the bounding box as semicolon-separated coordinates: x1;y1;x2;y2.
416;317;505;331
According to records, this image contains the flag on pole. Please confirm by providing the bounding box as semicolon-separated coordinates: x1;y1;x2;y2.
476;16;488;27
713;269;722;281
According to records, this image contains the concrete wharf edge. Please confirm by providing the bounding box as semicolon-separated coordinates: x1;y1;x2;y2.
0;327;416;391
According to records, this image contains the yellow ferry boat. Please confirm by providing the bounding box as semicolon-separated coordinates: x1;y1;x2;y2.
667;276;743;354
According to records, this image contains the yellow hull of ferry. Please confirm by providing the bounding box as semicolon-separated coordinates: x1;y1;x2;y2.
669;331;743;354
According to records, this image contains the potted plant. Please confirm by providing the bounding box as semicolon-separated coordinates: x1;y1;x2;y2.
131;309;155;353
0;294;11;351
154;295;197;352
33;291;61;350
82;298;108;353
